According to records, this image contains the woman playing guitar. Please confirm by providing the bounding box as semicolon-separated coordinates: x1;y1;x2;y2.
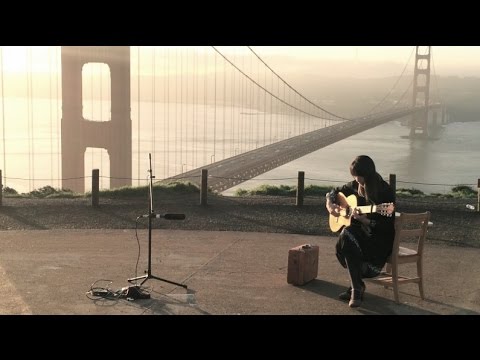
325;155;395;308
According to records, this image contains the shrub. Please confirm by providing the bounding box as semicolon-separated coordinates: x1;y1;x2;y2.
451;185;476;197
249;184;295;196
396;188;425;197
304;185;332;196
97;181;200;199
235;189;249;196
159;181;199;193
2;186;18;194
28;186;75;198
29;185;58;198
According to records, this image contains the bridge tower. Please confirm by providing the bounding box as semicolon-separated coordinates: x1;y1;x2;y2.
410;46;431;137
61;46;132;193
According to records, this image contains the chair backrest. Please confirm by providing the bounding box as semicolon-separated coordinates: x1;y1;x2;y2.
391;212;431;260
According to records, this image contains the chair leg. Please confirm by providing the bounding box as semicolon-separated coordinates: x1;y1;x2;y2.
417;260;424;300
384;263;392;289
392;264;400;304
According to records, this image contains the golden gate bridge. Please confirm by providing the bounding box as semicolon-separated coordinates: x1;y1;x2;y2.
0;46;445;194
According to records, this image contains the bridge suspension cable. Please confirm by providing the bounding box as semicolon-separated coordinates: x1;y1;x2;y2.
0;47;5;187
56;46;61;188
430;48;443;104
365;46;416;115
246;46;352;121
48;46;53;186
212;46;352;122
392;77;414;107
137;46;141;185
27;47;34;190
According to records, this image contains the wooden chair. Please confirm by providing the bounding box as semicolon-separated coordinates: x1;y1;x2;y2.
365;211;431;303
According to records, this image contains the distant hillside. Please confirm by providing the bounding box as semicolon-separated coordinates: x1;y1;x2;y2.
290;75;480;122
436;76;480;122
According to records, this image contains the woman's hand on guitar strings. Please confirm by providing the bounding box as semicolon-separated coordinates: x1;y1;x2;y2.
352;208;369;225
326;200;341;217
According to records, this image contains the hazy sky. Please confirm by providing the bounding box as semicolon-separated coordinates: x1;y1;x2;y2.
2;46;480;79
250;46;480;79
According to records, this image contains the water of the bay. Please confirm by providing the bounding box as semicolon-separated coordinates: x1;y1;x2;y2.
1;97;478;195
222;120;480;196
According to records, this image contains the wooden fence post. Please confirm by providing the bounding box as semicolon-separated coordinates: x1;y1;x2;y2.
200;169;208;206
92;169;99;208
296;171;304;207
477;179;480;213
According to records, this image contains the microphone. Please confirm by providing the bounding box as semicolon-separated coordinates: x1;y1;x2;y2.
139;213;186;220
162;213;186;220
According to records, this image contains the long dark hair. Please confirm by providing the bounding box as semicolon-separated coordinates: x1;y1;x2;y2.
350;155;383;203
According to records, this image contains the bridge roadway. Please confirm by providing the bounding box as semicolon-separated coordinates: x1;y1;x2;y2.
164;106;437;193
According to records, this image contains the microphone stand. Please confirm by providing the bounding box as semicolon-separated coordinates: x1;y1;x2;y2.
128;153;187;289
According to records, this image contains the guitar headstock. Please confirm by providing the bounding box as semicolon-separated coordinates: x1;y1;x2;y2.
377;203;395;217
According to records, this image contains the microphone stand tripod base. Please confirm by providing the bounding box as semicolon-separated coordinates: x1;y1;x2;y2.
128;274;187;289
127;153;188;291
122;285;151;300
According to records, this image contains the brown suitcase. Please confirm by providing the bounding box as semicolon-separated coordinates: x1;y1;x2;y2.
287;244;319;285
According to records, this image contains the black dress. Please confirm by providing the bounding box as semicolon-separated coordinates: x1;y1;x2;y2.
327;178;395;279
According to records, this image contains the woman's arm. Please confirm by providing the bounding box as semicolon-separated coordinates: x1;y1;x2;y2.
325;182;357;215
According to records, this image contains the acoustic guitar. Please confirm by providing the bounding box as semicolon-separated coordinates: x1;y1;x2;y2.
329;192;395;232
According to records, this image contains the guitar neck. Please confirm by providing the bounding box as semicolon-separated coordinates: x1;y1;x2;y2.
356;205;377;214
330;193;395;232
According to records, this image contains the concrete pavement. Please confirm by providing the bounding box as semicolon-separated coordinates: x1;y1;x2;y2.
0;229;478;315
